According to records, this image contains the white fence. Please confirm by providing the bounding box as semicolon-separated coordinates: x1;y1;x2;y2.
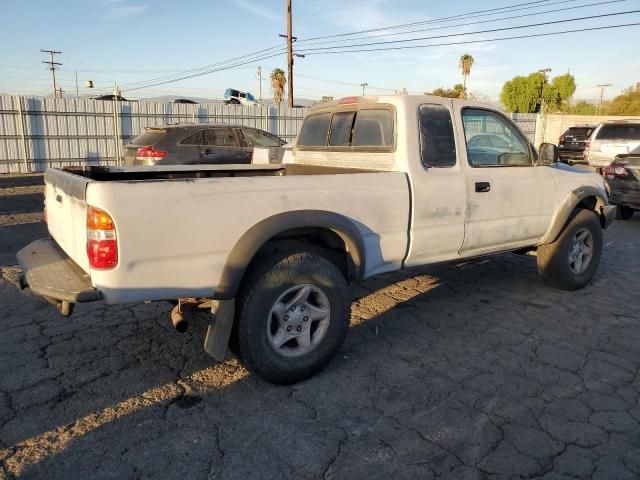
0;95;538;174
0;96;306;173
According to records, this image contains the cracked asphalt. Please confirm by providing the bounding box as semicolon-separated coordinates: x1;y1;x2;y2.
0;174;639;480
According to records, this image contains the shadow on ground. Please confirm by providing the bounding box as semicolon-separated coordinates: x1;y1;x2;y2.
1;217;639;479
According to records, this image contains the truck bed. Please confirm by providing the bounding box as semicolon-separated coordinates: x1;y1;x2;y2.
44;164;410;303
63;163;381;182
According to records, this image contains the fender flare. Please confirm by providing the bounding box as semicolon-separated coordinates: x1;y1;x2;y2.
212;210;366;300
539;186;610;245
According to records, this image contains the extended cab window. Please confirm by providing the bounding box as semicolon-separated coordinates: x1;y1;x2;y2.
298;113;331;146
419;104;456;167
462;108;532;167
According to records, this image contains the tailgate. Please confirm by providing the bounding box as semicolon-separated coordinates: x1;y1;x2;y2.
44;169;91;272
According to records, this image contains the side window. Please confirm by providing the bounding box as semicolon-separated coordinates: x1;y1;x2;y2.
352;109;393;147
419;104;456;168
462;108;532;167
298;113;331;146
202;128;239;147
180;130;204;145
241;129;283;147
328;111;355;146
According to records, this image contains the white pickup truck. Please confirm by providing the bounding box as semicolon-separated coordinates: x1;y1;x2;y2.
18;95;615;384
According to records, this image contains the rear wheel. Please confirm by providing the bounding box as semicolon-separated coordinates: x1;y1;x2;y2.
616;205;635;220
537;209;603;290
234;248;349;384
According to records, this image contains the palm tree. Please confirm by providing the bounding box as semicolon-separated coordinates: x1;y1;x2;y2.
270;68;287;109
459;54;475;99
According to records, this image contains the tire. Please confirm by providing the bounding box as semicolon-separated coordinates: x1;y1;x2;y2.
616;205;635;220
537;209;603;291
234;248;349;384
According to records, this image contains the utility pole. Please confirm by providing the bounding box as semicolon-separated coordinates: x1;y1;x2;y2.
597;83;612;115
41;49;62;98
537;68;552;114
75;71;79;97
360;83;368;96
286;0;293;108
58;87;64;98
257;66;262;102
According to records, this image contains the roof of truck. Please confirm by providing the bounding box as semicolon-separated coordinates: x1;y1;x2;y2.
309;94;503;112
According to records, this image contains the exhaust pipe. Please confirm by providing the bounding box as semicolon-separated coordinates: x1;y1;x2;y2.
171;304;191;333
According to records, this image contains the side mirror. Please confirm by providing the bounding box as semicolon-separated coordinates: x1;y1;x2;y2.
538;143;558;165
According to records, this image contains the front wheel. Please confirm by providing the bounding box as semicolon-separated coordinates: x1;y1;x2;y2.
537;209;603;291
234;248;349;384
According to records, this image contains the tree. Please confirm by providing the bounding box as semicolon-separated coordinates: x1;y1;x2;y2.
607;85;640;115
459;54;475;98
429;83;465;98
500;71;576;113
570;101;597;115
551;74;576;110
270;68;287;109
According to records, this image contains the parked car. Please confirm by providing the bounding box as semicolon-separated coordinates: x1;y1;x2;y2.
558;124;596;164
17;95;615;384
585;120;640;169
603;154;640;220
224;88;257;106
123;124;286;166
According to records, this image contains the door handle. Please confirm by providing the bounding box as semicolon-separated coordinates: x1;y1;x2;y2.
205;148;213;154
475;182;491;193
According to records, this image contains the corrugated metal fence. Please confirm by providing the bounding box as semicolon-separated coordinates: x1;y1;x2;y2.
0;96;306;173
0;95;538;174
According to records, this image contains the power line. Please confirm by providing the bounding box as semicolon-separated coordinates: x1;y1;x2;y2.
115;45;286;90
296;0;624;48
298;9;640;53
298;21;640;55
123;51;287;92
79;0;577;95
295;0;566;42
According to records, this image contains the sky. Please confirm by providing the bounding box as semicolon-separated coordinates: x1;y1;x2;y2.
1;0;639;102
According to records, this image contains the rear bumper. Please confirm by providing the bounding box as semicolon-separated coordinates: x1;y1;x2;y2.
602;205;616;228
17;238;101;304
610;191;640;210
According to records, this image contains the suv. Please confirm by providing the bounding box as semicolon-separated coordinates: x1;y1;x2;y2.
585;120;640;169
123;124;286;166
558;124;595;164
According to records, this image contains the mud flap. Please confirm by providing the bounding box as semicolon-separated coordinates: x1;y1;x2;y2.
204;299;235;361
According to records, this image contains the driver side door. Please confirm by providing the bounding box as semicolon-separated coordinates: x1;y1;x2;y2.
459;108;556;256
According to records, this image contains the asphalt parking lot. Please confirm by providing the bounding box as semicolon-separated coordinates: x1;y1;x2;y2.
0;174;639;480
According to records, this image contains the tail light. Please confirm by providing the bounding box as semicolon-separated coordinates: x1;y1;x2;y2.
559;135;565;142
86;206;118;269
136;145;167;160
603;163;629;178
584;139;591;148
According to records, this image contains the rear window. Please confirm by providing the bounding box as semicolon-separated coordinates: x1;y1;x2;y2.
131;129;165;146
352;110;393;147
596;124;640;141
328;112;355;146
564;127;594;137
298;108;393;148
298;113;331;146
